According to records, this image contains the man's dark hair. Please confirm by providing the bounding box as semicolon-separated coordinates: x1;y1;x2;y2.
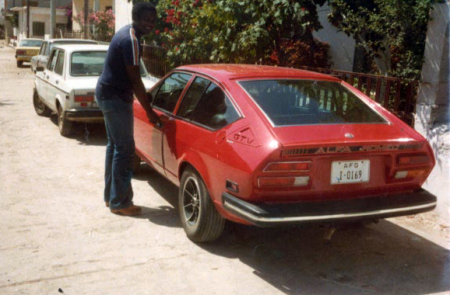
132;2;156;22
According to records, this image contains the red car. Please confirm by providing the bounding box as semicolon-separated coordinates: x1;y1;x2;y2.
133;64;436;242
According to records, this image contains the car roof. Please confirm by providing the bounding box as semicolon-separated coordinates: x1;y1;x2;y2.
51;44;109;52
46;38;98;44
177;64;341;82
20;38;43;41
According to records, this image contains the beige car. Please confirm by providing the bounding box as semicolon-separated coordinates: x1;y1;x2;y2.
15;38;43;67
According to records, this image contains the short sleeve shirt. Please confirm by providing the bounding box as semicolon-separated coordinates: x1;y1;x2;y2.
97;24;142;99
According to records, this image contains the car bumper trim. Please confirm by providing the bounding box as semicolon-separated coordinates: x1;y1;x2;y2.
222;189;437;227
16;56;32;61
65;109;104;122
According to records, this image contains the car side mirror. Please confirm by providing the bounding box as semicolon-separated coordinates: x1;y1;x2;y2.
36;66;44;72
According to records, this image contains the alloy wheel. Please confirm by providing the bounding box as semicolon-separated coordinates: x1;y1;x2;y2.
182;176;201;226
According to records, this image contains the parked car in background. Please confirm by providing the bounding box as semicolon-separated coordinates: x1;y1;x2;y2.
15;38;43;67
33;44;157;136
133;64;437;242
30;39;98;73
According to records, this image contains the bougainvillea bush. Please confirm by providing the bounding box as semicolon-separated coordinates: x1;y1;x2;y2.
73;9;115;41
147;0;329;69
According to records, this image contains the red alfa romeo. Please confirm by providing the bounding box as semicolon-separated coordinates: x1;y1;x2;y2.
133;64;437;242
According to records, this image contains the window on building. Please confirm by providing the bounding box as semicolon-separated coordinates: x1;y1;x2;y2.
32;22;45;37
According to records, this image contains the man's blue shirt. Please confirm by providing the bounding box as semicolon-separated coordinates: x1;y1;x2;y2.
97;24;142;99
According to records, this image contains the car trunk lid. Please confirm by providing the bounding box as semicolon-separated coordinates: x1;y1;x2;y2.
272;123;419;147
253;123;433;202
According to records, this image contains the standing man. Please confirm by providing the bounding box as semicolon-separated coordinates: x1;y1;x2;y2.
96;2;160;216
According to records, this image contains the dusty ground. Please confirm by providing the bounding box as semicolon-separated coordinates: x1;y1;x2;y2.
0;41;449;295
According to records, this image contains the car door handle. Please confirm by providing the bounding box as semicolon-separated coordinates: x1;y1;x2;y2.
55;80;59;84
46;75;49;79
160;114;170;123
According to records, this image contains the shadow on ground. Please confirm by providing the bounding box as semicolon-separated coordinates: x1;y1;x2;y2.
136;163;450;295
50;115;107;146
133;164;180;227
0;100;16;107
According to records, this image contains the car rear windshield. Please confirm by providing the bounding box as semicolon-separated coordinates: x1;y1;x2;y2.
71;51;106;76
19;40;43;47
70;51;148;77
239;80;386;126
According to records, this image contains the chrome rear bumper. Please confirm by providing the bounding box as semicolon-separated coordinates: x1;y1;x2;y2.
222;189;437;227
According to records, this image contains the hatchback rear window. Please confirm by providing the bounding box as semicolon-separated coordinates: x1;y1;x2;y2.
239;80;386;126
71;51;106;76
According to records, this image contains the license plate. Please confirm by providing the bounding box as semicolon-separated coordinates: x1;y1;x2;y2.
331;160;370;184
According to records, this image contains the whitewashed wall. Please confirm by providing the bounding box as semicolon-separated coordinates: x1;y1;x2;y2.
313;3;355;71
114;0;133;33
416;1;450;136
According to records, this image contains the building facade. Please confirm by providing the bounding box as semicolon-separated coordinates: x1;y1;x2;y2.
10;6;67;41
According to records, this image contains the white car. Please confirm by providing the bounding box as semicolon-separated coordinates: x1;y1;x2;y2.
30;39;98;73
33;44;158;136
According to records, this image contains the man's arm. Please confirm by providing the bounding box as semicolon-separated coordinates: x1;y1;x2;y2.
125;65;161;125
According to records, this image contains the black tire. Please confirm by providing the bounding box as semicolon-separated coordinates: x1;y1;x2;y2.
132;153;141;174
33;90;51;117
17;60;23;67
57;105;72;136
179;167;225;242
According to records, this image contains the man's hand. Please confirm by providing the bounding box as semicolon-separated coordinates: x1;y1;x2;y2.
125;65;161;127
146;109;162;127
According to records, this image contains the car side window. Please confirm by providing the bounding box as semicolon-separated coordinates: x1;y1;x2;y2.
39;42;47;55
47;50;58;71
178;76;211;119
153;72;192;113
45;43;52;56
54;51;65;76
190;82;240;130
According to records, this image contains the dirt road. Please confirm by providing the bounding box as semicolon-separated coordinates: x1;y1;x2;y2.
1;41;449;295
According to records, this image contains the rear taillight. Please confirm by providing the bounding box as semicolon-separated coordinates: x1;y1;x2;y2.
398;155;430;165
264;161;310;172
393;153;433;181
74;95;94;102
16;50;25;55
394;169;429;179
258;176;310;188
258;161;311;188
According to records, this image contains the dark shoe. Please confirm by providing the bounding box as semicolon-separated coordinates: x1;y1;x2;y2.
111;205;142;216
105;202;109;207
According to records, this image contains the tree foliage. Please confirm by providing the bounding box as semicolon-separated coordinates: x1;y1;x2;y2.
328;0;437;80
146;0;329;69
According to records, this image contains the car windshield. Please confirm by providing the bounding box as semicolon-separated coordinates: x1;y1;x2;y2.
239;80;386;126
71;51;107;76
19;40;43;47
